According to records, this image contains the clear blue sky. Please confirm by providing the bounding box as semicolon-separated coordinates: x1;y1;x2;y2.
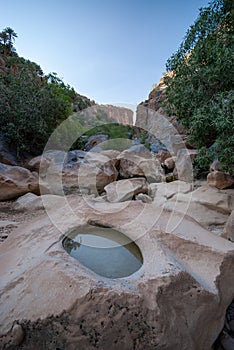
2;0;210;105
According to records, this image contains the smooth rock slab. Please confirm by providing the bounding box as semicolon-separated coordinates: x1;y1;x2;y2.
0;197;234;350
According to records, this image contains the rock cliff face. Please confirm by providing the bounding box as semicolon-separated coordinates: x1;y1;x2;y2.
135;73;188;159
91;104;133;125
137;72;173;115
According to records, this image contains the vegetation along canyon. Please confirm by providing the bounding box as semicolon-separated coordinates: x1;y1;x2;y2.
0;0;233;349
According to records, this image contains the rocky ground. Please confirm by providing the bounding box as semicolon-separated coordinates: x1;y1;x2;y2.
0;200;45;243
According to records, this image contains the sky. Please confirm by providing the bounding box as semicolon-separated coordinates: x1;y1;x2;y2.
1;0;210;105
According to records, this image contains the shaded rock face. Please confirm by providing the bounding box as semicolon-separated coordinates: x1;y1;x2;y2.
0;197;234;349
0;163;39;200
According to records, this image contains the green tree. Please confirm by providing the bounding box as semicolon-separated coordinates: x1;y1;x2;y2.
0;27;17;55
0;28;78;156
164;0;234;174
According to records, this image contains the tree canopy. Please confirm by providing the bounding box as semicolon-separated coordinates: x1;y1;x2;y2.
164;0;234;174
0;27;88;157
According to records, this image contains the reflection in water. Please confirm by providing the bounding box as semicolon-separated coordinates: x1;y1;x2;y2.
63;225;143;279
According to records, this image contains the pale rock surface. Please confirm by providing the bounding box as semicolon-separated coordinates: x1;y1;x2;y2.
104;178;148;202
152;184;234;231
13;193;43;211
0;220;18;228
117;149;165;183
0;163;39;200
135;193;152;203
222;210;234;242
149;180;193;205
207;171;234;190
0;197;234;349
174;149;193;182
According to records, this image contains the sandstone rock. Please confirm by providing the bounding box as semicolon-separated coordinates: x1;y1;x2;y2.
149;180;193;203
160;185;234;230
41;151;119;196
222;210;234;242
207;171;234;190
99;150;120;167
157;150;171;164
174;149;193;182
135;193;152;203
104;178;148;202
0;197;234;349
0;163;39;200
78;162;118;195
27;155;51;176
13;193;43;211
42;150;67;164
164;156;176;171
117;149;165;183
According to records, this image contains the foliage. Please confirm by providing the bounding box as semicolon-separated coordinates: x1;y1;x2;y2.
0;27;17;55
164;0;234;174
0;27;80;156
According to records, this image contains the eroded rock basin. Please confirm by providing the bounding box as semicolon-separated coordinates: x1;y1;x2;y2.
0;195;234;350
63;225;143;278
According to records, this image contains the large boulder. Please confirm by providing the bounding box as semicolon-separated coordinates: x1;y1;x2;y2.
0;163;39;200
207;171;234;190
173;149;193;182
104;177;148;202
0;197;234;349
117;148;165;183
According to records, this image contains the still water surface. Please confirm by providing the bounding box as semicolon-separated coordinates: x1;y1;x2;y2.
63;225;143;278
